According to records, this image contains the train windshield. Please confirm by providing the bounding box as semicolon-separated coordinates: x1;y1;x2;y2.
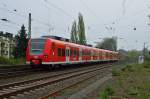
30;39;46;55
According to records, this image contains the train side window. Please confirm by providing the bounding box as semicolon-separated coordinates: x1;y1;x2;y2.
62;49;65;56
58;48;61;56
70;50;72;56
79;50;82;56
77;50;79;56
82;50;85;56
74;50;76;56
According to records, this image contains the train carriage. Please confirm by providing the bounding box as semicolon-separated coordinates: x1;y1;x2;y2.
26;37;119;66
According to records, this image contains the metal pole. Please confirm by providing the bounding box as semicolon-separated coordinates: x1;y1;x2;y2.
28;13;31;39
143;42;146;57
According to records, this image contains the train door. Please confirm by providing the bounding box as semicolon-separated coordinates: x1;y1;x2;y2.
79;48;82;62
91;50;93;61
66;46;70;63
51;42;55;62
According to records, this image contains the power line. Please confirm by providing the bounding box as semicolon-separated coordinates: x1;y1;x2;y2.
122;0;127;15
0;23;20;29
0;6;27;18
79;0;105;31
43;0;75;20
0;4;51;27
0;17;20;26
0;3;69;33
80;0;99;18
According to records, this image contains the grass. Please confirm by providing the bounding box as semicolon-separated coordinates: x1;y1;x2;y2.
112;68;121;76
0;57;26;65
99;59;150;99
99;86;115;99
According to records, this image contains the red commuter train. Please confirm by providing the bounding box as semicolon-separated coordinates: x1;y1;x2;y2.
26;36;119;66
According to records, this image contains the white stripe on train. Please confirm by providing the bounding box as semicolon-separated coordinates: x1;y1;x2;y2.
26;59;118;65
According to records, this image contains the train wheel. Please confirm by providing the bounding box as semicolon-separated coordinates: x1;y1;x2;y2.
30;64;36;69
45;65;53;70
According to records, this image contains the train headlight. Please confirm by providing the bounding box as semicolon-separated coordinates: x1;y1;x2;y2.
44;55;48;58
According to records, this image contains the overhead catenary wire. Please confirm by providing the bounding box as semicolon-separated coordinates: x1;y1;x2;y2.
122;0;127;15
0;2;53;27
80;0;99;19
0;17;20;26
43;0;75;20
42;0;76;32
0;6;51;27
0;23;20;29
79;0;126;34
0;2;70;33
0;1;149;35
0;6;27;18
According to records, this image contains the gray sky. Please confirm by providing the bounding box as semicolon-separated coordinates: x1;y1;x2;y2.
0;0;150;50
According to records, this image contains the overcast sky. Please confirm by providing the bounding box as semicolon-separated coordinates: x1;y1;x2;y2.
0;0;150;50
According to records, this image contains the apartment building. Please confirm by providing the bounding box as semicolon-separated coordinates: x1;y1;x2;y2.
0;31;15;58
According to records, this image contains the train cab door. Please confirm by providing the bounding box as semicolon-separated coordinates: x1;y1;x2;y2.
66;46;70;63
91;50;93;61
51;42;56;62
79;48;82;62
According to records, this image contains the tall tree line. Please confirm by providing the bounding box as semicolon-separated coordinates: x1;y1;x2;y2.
70;13;86;45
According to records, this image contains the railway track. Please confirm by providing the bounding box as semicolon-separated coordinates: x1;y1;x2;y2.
0;64;113;99
0;65;43;79
0;65;30;73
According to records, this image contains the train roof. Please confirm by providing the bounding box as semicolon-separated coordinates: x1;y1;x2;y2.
31;37;118;53
50;38;118;53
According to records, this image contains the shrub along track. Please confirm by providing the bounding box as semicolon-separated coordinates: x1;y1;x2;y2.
0;63;114;99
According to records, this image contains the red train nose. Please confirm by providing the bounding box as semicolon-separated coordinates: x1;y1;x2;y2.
31;59;41;65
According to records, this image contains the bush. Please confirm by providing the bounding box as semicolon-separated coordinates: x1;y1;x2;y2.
0;57;25;65
0;57;10;64
121;67;126;71
100;86;114;99
145;56;150;61
143;62;150;68
127;88;139;96
112;69;121;76
126;64;134;72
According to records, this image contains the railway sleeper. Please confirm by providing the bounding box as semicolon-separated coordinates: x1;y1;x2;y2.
1;67;111;99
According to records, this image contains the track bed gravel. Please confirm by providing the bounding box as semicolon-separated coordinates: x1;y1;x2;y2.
0;65;101;85
0;64;115;99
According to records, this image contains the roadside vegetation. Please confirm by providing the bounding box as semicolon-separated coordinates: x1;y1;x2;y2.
99;58;150;99
0;25;28;65
0;57;25;65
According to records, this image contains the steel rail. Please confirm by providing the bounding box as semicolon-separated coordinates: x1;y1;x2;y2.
0;64;112;98
0;68;43;79
0;64;112;90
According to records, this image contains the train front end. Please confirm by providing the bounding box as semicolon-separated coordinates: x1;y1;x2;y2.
26;38;51;66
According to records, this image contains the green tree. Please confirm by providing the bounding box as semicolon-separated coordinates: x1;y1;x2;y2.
96;37;117;51
13;25;28;58
70;21;78;43
127;50;140;62
143;47;150;58
78;13;86;45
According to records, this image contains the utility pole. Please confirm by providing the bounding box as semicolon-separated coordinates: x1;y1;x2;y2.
28;13;31;39
143;42;146;57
